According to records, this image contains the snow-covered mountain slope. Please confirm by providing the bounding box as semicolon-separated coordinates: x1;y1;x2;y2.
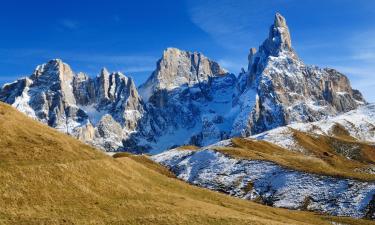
251;103;375;153
152;148;375;219
152;103;375;218
0;13;367;153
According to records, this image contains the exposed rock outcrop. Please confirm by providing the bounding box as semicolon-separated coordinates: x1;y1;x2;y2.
139;47;227;101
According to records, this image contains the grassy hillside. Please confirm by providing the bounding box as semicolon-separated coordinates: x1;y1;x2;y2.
0;102;373;225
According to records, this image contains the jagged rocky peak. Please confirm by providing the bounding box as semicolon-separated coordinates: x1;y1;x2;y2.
237;13;366;135
29;59;77;106
96;67;110;101
31;59;74;83
260;12;293;56
139;47;227;101
246;13;295;87
0;58;146;151
100;70;138;102
273;13;292;50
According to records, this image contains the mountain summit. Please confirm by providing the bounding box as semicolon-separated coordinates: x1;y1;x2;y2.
139;47;227;101
238;12;365;135
264;13;293;55
0;13;366;153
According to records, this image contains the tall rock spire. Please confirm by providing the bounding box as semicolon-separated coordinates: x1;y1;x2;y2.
273;13;292;49
259;13;293;57
97;67;110;100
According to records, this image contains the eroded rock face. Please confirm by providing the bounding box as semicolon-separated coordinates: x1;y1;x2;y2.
139;48;227;101
0;13;366;153
0;59;144;152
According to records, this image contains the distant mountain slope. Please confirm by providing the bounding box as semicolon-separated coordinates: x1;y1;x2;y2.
0;13;366;153
2;102;369;224
152;104;375;219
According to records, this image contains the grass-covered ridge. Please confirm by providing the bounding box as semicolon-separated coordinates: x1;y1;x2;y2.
211;129;375;181
0;102;373;225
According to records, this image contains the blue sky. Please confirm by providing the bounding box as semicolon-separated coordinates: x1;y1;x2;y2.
0;0;374;101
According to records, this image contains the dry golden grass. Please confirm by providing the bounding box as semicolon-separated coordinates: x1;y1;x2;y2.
0;102;373;225
174;145;200;151
213;130;375;181
113;152;176;178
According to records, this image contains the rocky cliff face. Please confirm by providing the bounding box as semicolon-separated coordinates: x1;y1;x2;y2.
0;59;144;151
139;48;227;101
0;13;366;153
233;13;365;136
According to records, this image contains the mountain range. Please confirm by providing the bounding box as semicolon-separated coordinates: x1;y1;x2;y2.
0;13;366;154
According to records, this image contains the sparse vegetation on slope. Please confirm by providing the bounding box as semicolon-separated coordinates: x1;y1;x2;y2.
2;102;372;224
213;133;375;181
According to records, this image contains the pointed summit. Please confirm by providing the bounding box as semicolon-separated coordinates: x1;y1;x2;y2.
99;67;110;77
97;67;110;100
272;13;292;50
31;59;74;82
259;13;293;57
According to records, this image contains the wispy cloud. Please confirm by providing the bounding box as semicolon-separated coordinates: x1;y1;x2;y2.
187;0;273;50
59;19;79;30
186;0;299;51
348;31;375;63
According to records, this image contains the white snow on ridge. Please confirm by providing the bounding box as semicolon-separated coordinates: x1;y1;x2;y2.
152;149;375;218
250;104;375;151
79;104;108;126
12;84;37;120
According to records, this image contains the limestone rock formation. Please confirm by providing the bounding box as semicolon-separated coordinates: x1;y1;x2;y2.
139;47;227;101
0;59;144;151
